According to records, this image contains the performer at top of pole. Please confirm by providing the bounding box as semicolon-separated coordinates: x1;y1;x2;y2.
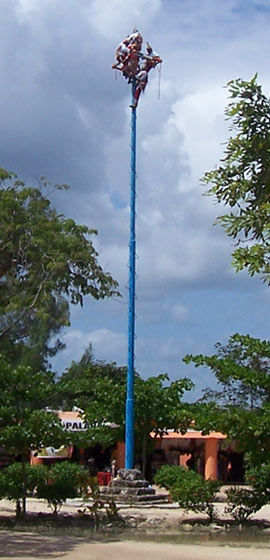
112;28;162;108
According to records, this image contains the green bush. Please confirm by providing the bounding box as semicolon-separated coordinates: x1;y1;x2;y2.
225;464;270;522
225;486;263;522
0;462;47;516
154;464;188;489
36;461;88;514
154;464;220;521
247;464;270;502
170;472;220;521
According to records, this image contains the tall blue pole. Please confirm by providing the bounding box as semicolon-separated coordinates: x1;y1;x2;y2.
125;79;137;469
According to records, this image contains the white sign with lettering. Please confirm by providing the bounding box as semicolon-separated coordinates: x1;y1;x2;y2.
61;419;87;431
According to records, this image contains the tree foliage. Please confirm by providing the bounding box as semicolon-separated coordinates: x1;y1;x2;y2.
203;75;270;283
62;368;194;476
184;334;270;466
58;347;127;410
133;375;194;475
185;333;270;408
0;355;68;455
0;355;70;513
0;171;119;367
1;295;69;372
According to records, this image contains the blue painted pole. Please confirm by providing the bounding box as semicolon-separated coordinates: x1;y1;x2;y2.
125;79;137;469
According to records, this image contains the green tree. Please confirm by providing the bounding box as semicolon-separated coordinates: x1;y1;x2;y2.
61;343;96;383
187;333;270;408
1;295;69;372
59;369;127;451
58;347;127;410
0;356;69;515
0;170;119;367
184;334;270;467
203;75;270;284
61;344;127;385
133;375;194;477
66;371;194;477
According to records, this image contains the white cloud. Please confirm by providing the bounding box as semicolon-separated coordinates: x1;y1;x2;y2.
16;0;39;18
86;0;162;38
172;86;228;181
53;327;127;373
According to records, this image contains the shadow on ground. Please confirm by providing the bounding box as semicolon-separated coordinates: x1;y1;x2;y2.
0;531;122;558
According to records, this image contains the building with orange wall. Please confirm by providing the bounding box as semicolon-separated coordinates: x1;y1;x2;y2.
151;429;227;480
31;411;244;482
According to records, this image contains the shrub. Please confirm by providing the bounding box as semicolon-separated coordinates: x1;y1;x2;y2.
225;486;263;522
170;472;220;521
154;464;188;490
0;462;47;517
225;463;270;522
154;464;220;521
36;461;88;514
247;464;270;502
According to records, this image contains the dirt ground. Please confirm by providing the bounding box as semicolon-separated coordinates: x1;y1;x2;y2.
1;534;270;560
1;494;270;559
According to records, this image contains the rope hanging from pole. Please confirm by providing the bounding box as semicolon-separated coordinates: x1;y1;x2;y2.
157;63;162;100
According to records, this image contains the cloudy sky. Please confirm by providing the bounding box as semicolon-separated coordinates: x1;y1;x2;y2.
1;0;270;399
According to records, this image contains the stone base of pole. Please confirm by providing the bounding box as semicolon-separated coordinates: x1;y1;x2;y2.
100;468;167;503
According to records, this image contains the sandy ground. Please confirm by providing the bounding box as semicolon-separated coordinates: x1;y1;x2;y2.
1;494;270;559
1;532;270;560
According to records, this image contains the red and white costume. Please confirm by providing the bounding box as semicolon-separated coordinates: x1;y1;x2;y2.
112;31;162;108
